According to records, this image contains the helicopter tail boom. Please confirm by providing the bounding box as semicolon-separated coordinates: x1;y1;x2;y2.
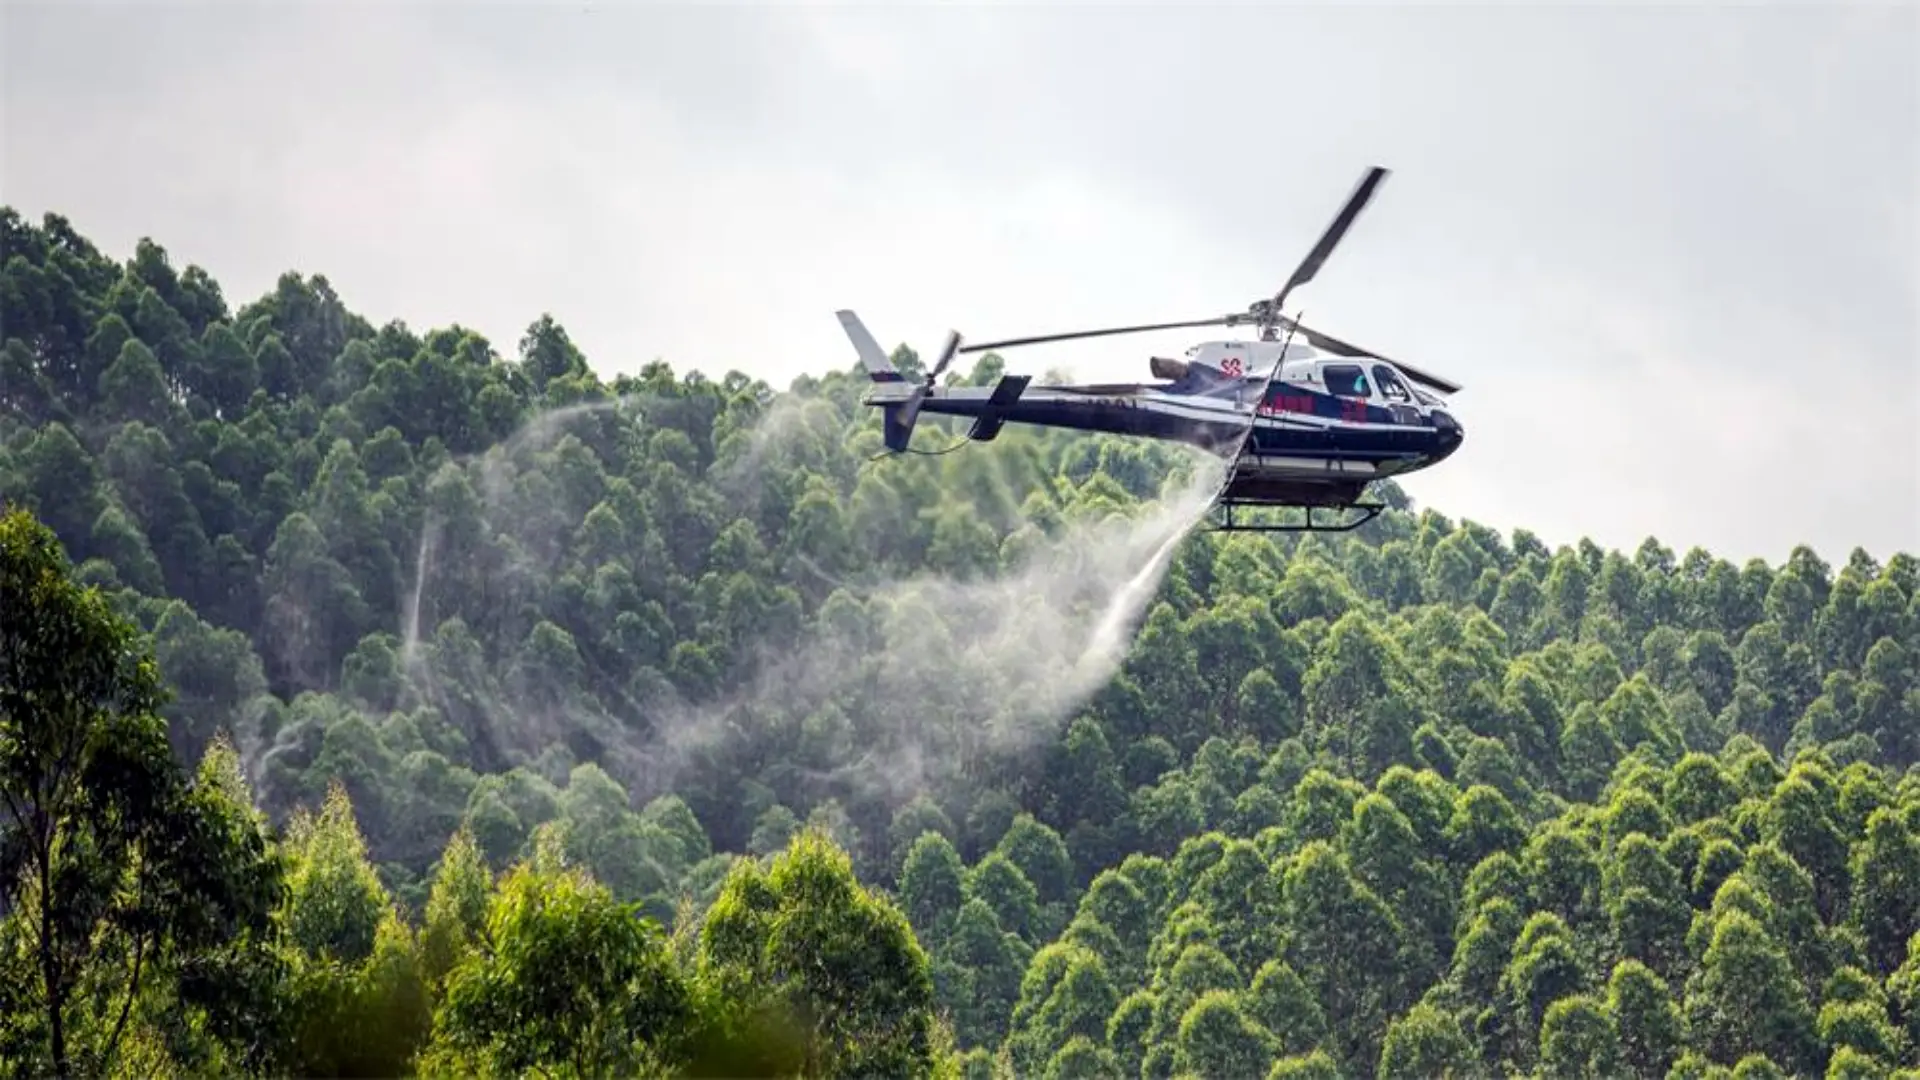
875;373;1031;451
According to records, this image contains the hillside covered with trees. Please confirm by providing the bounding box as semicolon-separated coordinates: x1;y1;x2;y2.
3;204;1919;1079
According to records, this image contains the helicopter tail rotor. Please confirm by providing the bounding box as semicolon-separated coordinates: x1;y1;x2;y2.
872;328;962;453
836;311;968;453
896;328;961;425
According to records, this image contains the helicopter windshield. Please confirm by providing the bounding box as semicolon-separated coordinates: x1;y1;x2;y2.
1371;364;1413;403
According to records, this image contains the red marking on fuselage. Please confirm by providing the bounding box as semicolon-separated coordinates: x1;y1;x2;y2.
1259;393;1317;416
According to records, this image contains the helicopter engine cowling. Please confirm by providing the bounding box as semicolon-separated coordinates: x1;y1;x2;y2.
1149;356;1189;380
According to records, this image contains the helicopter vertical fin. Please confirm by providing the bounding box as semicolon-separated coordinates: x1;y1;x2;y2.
836;309;907;383
882;403;919;452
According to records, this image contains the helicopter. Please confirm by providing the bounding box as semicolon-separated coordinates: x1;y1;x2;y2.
836;165;1466;533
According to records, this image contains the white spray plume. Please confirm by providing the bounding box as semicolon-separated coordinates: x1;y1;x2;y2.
272;389;1229;818
635;459;1223;804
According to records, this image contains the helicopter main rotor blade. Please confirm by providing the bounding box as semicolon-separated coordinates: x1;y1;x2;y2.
1269;165;1391;313
1385;360;1463;397
931;167;1444;397
956;315;1238;355
1277;315;1464;395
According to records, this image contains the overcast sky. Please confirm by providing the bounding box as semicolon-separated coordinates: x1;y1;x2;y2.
5;1;1916;567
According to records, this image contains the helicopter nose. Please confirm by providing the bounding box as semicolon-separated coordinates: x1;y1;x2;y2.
1430;409;1464;458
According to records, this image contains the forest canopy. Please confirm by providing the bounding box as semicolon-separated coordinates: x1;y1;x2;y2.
2;204;1918;1079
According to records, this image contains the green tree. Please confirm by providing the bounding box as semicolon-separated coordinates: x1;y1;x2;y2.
423;825;697;1077
1849;806;1920;976
1606;958;1686;1079
418;824;493;994
1376;1000;1473;1078
1684;909;1820;1074
1281;841;1410;1075
0;507;283;1077
1175;990;1278;1079
1538;993;1622;1079
697;828;941;1078
898;831;968;940
275;783;433;1076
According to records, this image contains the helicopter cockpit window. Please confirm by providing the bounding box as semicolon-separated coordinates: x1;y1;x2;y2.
1372;365;1412;403
1323;364;1370;399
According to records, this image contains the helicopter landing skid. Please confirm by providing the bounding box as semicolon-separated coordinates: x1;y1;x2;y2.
1205;499;1386;534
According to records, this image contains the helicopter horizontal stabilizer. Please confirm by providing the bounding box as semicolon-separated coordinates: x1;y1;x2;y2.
965;374;1033;442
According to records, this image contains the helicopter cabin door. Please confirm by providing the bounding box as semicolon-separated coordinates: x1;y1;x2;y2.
1318;362;1379;424
1368;364;1422;426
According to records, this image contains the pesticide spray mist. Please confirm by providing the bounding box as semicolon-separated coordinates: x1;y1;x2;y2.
637;456;1224;805
257;391;1227;826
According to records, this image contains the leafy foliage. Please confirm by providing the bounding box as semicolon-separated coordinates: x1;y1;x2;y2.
4;206;1919;1077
